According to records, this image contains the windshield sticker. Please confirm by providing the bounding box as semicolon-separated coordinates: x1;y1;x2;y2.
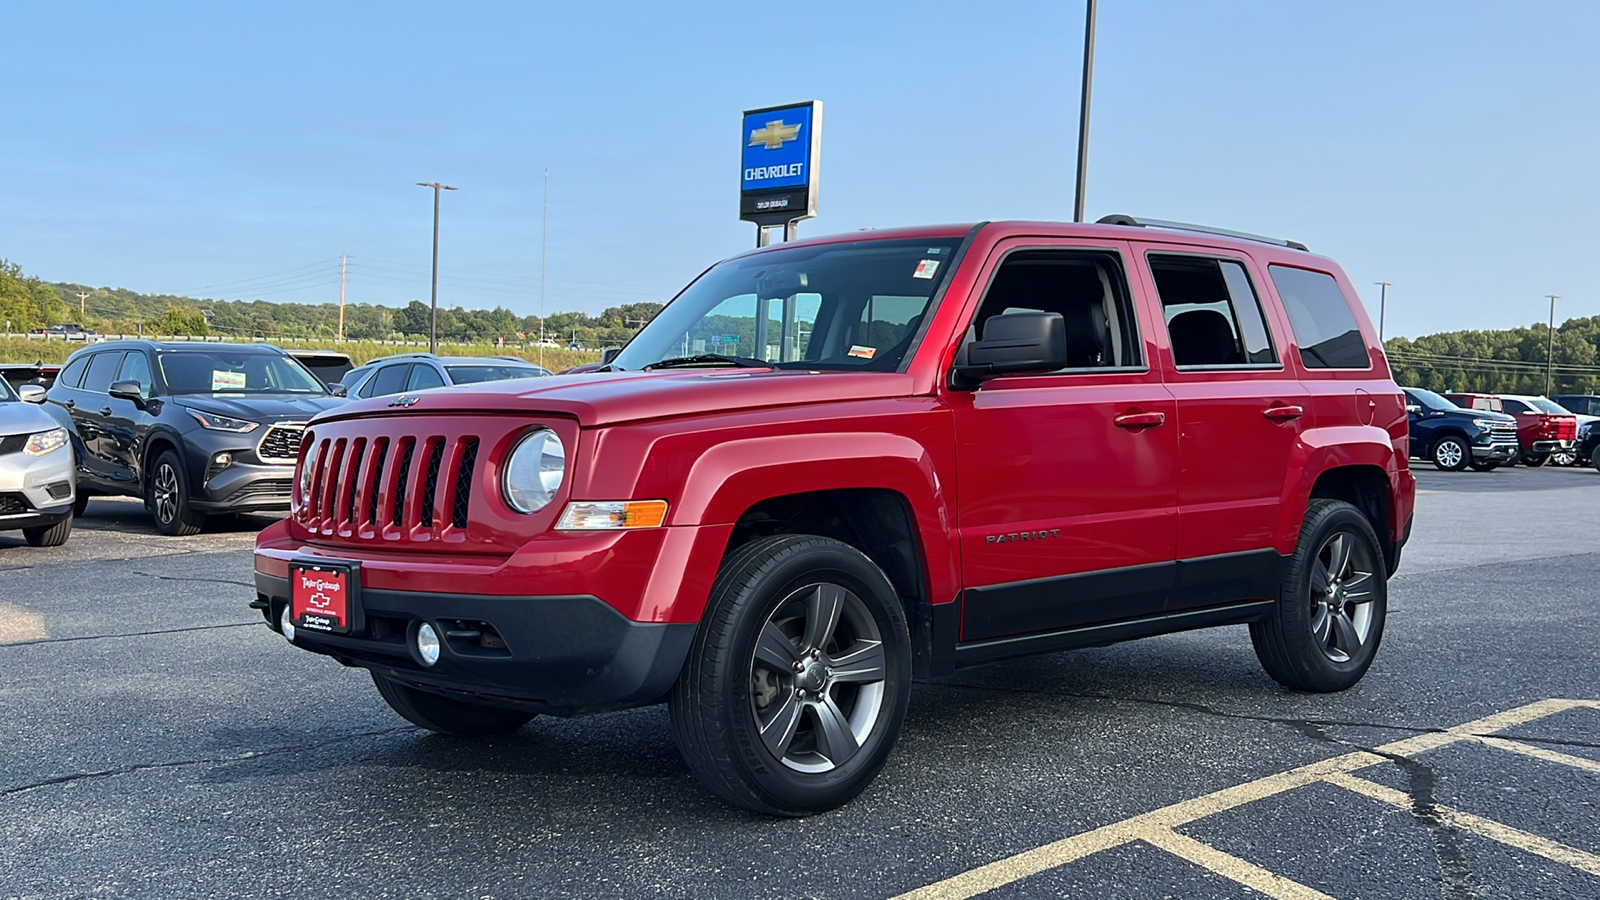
913;259;941;280
211;370;247;391
847;345;877;359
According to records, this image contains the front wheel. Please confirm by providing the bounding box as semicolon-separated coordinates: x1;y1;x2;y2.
1430;437;1469;471
147;450;205;536
371;672;535;736
23;516;73;547
1522;451;1549;468
1468;460;1500;472
1250;499;1388;693
670;535;912;816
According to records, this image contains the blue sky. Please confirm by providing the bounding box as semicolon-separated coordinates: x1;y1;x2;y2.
4;1;1596;337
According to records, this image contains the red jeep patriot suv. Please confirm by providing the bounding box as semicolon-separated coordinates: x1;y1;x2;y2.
254;217;1415;815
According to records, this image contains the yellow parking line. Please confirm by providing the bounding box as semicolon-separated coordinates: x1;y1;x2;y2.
1141;829;1339;900
1324;773;1600;877
1471;735;1600;776
892;699;1598;900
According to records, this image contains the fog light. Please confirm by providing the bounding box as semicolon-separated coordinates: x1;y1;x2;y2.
416;623;441;666
280;605;296;642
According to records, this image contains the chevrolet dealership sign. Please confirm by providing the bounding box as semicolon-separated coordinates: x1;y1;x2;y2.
740;101;821;225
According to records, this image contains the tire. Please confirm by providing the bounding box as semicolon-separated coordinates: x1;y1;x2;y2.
1467;461;1500;472
669;534;912;816
72;492;90;518
1521;451;1548;468
1429;436;1469;471
147;449;205;536
1250;499;1388;693
23;516;73;547
371;672;535;736
1550;449;1577;467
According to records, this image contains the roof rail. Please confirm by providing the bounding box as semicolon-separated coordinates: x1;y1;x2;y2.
366;352;439;364
1096;214;1309;252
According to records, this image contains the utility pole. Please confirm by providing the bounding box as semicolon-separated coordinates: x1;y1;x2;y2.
338;254;347;342
1072;0;1098;223
1374;281;1391;343
540;168;549;368
76;291;89;319
417;181;458;354
1545;294;1559;396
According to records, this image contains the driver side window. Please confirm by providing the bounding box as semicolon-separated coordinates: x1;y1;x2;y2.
969;249;1142;371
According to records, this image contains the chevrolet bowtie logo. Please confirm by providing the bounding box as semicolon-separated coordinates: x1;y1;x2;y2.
749;119;802;150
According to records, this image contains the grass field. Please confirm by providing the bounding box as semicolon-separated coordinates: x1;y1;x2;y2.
0;336;603;372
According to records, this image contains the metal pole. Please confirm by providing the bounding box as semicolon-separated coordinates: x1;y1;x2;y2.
1546;294;1558;396
338;254;347;342
1374;281;1391;343
540;168;549;368
1073;0;1097;223
417;182;458;354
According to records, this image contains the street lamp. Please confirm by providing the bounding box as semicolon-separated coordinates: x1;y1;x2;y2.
1374;281;1391;343
1072;0;1097;223
417;181;458;354
1546;294;1559;396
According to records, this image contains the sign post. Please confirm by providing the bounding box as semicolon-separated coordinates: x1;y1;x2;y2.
739;101;822;247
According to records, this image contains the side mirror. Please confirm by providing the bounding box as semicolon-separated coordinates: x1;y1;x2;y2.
954;312;1068;384
1405;404;1421;415
18;384;46;403
602;347;621;365
108;380;146;407
330;383;348;397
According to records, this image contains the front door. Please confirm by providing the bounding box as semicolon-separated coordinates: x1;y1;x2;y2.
949;240;1179;642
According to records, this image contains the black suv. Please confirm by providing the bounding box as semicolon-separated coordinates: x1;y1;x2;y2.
46;341;343;534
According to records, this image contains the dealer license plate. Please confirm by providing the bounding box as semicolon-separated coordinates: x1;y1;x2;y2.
289;562;356;634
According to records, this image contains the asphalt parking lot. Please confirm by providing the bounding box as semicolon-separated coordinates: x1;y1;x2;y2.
3;466;1598;899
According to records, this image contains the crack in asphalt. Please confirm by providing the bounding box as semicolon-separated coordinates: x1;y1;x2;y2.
0;726;419;798
132;571;254;587
0;621;258;648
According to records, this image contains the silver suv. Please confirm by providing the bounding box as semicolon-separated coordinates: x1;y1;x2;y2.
335;353;552;399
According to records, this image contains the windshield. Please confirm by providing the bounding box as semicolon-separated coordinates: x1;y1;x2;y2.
158;350;328;394
1406;388;1459;412
1531;398;1571;415
609;237;962;372
445;365;548;384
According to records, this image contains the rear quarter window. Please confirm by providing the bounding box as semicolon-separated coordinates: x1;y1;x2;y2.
1268;265;1370;370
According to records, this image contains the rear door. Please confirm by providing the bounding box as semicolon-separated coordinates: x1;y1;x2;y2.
1134;245;1306;609
75;351;127;486
359;364;413;399
949;238;1179;640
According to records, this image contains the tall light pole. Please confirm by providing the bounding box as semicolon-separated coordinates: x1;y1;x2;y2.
540;168;549;368
1072;0;1098;223
417;181;458;353
1374;281;1391;343
1545;294;1559;396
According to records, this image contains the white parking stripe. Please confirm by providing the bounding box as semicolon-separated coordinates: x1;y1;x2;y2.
892;699;1600;900
1324;773;1600;877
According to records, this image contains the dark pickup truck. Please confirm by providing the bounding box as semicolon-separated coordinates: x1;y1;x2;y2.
1402;388;1519;471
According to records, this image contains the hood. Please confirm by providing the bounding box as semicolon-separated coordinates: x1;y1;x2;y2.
318;369;918;428
172;393;345;424
1439;407;1515;422
0;400;65;437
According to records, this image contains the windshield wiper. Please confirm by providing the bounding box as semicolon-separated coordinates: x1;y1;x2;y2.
644;354;775;371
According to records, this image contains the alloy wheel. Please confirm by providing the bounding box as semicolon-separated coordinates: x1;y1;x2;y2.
1434;441;1463;469
748;582;888;773
153;463;179;525
1308;531;1377;663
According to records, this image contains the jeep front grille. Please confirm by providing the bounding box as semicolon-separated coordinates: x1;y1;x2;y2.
302;430;480;543
257;424;307;463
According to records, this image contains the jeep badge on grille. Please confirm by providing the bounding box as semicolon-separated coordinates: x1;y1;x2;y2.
388;395;421;408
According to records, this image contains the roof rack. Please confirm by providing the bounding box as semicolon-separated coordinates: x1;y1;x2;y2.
366;352;439;364
1096;214;1309;252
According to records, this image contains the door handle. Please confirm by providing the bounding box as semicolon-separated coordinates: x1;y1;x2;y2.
100;407;114;417
1263;405;1304;421
63;399;75;409
1113;411;1166;429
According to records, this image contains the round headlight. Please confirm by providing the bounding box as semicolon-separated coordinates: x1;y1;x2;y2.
503;428;566;513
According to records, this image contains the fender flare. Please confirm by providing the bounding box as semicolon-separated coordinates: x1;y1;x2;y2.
1276;425;1400;555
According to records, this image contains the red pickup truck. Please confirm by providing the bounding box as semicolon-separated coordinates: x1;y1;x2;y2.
1443;393;1578;466
254;217;1415;814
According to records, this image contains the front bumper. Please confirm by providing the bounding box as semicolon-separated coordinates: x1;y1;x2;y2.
1472;442;1519;461
194;461;293;512
0;443;75;531
253;571;694;716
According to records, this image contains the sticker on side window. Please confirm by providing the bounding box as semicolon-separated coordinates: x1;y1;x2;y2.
913;259;941;279
212;371;247;390
847;345;877;359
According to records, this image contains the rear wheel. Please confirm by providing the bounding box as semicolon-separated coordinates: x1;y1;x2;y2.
1430;436;1469;471
371;672;535;736
147;450;205;536
1251;499;1388;693
1521;451;1549;468
23;516;73;547
1550;448;1577;467
670;534;911;816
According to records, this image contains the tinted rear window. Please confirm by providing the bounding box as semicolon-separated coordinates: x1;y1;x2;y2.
1268;266;1370;369
82;352;125;393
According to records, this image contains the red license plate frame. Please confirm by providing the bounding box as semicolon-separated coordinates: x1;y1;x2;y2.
289;561;360;634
